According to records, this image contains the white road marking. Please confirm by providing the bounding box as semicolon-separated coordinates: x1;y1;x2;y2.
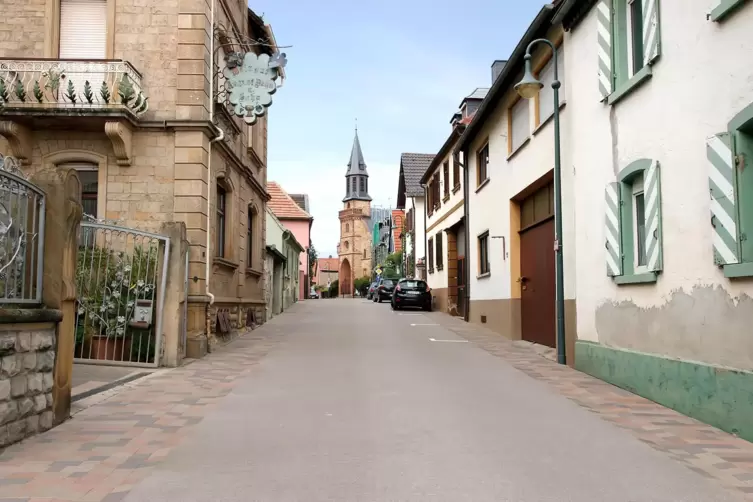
398;313;423;316
410;323;438;326
429;338;468;343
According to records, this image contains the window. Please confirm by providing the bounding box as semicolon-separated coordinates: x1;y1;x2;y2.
605;159;663;283
76;169;99;218
59;0;106;103
707;111;753;277
344;240;349;250
597;0;660;102
247;207;254;267
443;161;450;198
477;144;489;186
359;177;365;193
428;237;434;272
478;231;490;275
433;173;441;209
216;185;227;258
536;47;565;126
509;98;530;153
351;178;357;193
452;152;461;190
435;231;443;271
627;0;644;77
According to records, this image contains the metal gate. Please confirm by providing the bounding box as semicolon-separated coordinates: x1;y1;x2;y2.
74;220;170;367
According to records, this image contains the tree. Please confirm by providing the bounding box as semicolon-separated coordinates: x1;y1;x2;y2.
308;243;318;278
354;275;371;297
328;279;339;298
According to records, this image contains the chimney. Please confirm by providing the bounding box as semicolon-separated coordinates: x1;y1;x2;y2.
491;60;508;84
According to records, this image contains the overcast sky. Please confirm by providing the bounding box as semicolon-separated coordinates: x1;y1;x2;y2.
254;0;544;257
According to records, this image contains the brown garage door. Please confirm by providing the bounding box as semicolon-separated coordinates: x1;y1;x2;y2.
519;183;555;348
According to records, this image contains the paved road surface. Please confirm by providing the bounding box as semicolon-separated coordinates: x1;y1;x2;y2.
122;299;744;502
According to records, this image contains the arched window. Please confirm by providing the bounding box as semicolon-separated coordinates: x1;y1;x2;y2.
345;223;349;232
60;162;98;217
363;249;366;259
347;202;351;209
344;240;349;250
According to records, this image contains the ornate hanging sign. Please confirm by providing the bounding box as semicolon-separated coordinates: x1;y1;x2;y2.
223;52;287;125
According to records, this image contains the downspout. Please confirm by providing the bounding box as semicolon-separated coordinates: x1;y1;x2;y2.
204;0;224;351
461;147;470;322
423;187;428;282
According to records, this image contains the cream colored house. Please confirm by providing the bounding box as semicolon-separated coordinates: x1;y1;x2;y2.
456;4;577;362
420;90;486;316
265;207;303;319
553;0;753;440
0;0;280;364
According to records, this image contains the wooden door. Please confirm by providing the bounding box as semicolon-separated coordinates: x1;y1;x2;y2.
457;257;466;317
520;219;555;347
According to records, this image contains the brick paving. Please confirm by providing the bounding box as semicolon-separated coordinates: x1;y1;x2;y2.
1;305;752;500
430;312;753;500
0;322;285;502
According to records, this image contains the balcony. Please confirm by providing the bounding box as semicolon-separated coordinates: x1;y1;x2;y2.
0;59;148;165
0;59;148;118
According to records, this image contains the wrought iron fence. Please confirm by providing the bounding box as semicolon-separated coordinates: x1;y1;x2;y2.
0;155;45;304
75;218;169;367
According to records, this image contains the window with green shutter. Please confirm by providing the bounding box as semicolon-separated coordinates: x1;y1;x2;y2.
604;159;663;284
597;0;661;105
708;102;753;278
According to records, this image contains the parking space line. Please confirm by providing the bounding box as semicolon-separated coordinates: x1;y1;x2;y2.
429;338;468;343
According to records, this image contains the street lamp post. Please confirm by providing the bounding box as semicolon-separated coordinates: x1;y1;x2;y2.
515;38;566;366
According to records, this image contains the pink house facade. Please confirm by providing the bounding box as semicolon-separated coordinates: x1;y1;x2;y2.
267;183;313;300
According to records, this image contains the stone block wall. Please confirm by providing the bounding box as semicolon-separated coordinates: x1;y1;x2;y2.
0;324;55;448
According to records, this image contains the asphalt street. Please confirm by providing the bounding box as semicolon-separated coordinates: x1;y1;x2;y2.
124;298;744;502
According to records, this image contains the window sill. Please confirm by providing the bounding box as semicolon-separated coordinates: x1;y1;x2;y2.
710;0;749;21
607;66;653;106
533;101;567;136
437;265;444;272
723;262;753;278
477;272;491;280
442;194;450;203
507;137;530;161
452;184;461;194
475;178;491;193
613;272;657;285
246;267;263;277
214;257;240;271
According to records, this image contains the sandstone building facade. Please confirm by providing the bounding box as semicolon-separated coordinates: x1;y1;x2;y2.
0;0;278;362
338;131;372;296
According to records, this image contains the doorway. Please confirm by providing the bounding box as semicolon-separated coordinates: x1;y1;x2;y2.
519;182;556;348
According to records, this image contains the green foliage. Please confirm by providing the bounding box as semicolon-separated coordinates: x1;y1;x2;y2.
83;80;94;104
354;275;371;297
14;80;26;102
76;243;158;343
134;95;148;114
308;243;318;278
100;82;111;104
117;73;135;105
0;79;8;103
65;79;76;103
328;279;339;297
33;81;43;103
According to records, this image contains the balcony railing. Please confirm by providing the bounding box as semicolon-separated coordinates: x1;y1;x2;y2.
0;59;148;117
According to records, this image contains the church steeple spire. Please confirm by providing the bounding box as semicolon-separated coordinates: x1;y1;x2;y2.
343;128;371;202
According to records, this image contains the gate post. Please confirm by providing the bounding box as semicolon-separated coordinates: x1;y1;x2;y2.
31;167;82;425
159;221;188;367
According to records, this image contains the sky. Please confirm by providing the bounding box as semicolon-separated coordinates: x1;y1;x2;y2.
253;0;545;258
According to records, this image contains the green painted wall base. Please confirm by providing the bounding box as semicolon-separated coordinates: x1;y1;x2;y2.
575;341;753;442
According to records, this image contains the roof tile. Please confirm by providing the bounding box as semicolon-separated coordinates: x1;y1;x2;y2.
400;153;434;197
267;182;313;220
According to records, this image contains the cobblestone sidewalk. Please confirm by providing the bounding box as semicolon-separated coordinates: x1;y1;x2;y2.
430;312;753;500
0;319;288;502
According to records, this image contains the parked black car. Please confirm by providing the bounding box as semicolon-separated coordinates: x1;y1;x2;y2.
373;277;396;303
391;279;432;311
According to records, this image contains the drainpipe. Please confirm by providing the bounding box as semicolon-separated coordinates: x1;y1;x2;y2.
204;0;224;351
461;147;470;322
422;187;428;282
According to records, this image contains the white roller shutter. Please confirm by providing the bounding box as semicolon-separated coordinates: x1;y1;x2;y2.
59;0;106;103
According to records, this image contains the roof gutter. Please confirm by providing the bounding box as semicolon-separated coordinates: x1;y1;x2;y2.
455;3;556;153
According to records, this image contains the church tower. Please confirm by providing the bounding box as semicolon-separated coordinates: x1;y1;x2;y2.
338;129;373;297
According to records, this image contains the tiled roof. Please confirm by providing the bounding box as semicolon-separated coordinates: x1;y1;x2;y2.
267;182;313;220
289;193;309;213
317;257;339;272
401;153;434;197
